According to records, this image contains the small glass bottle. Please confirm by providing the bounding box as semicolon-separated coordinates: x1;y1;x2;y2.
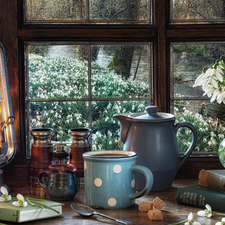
52;143;69;164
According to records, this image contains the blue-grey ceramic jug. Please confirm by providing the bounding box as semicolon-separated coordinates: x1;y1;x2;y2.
114;106;197;191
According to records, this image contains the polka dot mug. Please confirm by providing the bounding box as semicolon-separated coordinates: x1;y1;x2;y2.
83;150;153;209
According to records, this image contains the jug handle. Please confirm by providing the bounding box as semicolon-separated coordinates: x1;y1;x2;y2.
175;121;197;169
129;165;154;199
37;170;49;190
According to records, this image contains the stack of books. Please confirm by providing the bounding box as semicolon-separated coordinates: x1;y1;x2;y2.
176;169;225;211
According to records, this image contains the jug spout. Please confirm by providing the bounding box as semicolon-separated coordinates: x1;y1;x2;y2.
113;113;131;144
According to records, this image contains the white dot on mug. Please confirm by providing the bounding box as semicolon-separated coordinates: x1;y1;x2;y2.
113;165;122;173
108;198;117;207
84;161;87;170
131;179;135;188
94;178;102;187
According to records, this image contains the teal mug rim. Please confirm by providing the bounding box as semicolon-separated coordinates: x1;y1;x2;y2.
83;150;137;161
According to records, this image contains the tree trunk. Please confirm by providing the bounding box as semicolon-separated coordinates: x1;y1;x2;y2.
108;45;134;79
108;0;139;79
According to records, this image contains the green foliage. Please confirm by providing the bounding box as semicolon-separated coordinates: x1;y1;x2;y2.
173;45;205;55
29;52;224;152
175;106;225;153
28;54;149;149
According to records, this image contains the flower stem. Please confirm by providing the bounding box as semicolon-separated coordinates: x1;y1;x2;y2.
26;198;61;214
213;212;225;216
168;219;188;225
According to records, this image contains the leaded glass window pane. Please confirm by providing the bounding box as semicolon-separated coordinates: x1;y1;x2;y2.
171;0;225;24
25;0;152;24
171;43;225;154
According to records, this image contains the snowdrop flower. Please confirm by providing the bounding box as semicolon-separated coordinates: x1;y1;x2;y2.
0;186;11;201
215;218;225;225
197;204;225;218
169;212;201;225
193;59;225;104
197;204;212;217
184;212;201;225
193;67;220;88
12;194;28;207
217;89;225;104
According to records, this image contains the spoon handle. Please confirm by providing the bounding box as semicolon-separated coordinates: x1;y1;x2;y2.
95;212;133;225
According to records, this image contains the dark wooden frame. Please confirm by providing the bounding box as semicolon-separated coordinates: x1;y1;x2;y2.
0;0;224;181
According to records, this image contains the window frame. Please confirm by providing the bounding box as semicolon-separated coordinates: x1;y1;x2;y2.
0;0;223;179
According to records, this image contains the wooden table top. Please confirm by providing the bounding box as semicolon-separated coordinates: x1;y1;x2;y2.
1;179;223;225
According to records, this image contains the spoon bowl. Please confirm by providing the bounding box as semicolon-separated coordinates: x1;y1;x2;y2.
71;203;95;217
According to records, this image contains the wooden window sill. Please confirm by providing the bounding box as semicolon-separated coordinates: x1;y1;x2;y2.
0;178;217;224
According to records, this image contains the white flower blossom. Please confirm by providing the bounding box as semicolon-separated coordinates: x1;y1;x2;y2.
193;60;225;104
0;186;11;201
215;218;225;225
184;212;201;225
197;204;212;217
12;194;28;207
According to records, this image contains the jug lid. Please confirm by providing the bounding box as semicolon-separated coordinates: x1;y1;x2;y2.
128;106;175;122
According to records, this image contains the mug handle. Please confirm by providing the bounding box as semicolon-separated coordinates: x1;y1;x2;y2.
129;165;153;199
175;121;197;169
37;171;49;190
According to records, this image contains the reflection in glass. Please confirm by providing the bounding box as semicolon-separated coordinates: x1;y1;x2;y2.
25;0;86;22
90;0;149;21
25;0;151;24
172;0;225;23
91;45;149;98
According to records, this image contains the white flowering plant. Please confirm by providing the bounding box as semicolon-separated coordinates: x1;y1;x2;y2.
0;188;60;214
193;56;225;104
28;52;225;153
28;54;148;150
0;186;11;201
170;204;225;225
175;104;225;153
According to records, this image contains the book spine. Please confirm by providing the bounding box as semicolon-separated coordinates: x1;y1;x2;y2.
176;186;225;212
0;208;18;222
199;170;225;193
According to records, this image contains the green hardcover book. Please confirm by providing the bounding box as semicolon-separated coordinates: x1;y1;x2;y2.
176;185;225;212
199;169;225;193
0;199;63;223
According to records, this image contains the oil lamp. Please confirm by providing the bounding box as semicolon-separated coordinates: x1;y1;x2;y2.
0;43;17;191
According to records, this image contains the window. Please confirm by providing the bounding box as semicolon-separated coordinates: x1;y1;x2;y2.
23;0;153;158
23;0;225;159
25;42;152;157
1;0;224;176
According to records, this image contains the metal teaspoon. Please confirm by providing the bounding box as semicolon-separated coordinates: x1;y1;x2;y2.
70;203;135;225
